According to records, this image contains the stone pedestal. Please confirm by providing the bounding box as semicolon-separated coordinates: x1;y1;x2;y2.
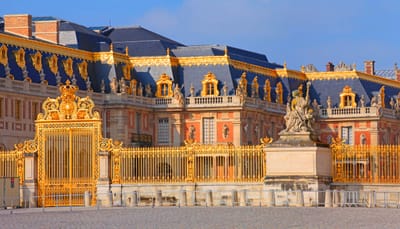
264;132;331;193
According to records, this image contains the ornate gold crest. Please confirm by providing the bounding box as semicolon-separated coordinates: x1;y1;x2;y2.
37;80;100;121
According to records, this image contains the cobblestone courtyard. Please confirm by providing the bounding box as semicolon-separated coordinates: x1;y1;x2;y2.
1;207;400;228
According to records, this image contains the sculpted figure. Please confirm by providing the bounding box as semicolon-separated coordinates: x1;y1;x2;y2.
282;82;315;133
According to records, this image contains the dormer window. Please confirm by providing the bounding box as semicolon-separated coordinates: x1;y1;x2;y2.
201;72;219;96
156;73;173;98
339;85;356;108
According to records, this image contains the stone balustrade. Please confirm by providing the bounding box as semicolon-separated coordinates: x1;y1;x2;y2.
319;106;380;119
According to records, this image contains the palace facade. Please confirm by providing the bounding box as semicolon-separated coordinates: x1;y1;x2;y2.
1;14;400;150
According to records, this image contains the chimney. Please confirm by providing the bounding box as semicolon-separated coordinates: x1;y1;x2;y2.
395;64;400;81
34;20;59;44
364;60;375;75
4;14;32;38
325;62;334;72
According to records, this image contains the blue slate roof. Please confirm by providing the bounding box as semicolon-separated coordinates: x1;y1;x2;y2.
103;26;184;56
59;21;111;52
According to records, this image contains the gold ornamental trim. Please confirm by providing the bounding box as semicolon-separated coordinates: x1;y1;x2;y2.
36;80;100;121
230;59;277;77
0;33;93;60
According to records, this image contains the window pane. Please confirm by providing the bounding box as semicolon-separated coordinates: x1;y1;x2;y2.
158;118;169;144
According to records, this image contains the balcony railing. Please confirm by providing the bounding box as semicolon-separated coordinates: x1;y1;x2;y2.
319;106;380;119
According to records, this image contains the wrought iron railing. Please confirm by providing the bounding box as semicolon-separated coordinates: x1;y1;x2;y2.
0;150;18;177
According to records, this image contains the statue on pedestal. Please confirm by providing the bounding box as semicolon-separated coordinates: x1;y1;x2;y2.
281;82;315;134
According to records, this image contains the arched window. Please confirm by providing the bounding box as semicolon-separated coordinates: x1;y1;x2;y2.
339;85;356;108
201;72;219;96
156;73;173;98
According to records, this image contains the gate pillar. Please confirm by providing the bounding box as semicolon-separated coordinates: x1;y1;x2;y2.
22;152;37;207
97;150;111;206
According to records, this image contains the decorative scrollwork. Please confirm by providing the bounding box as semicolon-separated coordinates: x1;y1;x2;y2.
24;139;38;153
260;136;273;146
37;80;100;121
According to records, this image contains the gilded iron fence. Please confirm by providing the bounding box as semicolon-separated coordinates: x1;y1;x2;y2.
112;144;265;184
0;150;20;178
331;140;400;183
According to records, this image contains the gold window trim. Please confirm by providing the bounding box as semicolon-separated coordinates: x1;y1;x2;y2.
63;57;73;77
201;72;219;96
48;54;58;75
14;48;26;69
339;85;357;108
31;51;43;72
156;73;173;97
0;44;8;66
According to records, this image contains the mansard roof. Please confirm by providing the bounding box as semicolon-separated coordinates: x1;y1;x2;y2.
102;26;184;56
58;21;111;52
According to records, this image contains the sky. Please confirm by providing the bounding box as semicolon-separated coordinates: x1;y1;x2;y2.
1;0;399;71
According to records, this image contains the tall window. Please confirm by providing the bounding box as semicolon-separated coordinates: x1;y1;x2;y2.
160;83;169;96
158;118;169;144
341;126;353;144
203;117;215;144
205;83;215;95
15;100;21;121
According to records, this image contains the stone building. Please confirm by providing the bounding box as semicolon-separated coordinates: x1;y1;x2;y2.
1;13;400;150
